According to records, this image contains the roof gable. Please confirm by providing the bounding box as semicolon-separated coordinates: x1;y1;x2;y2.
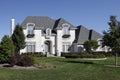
89;30;102;40
75;25;90;44
74;25;102;44
54;18;76;30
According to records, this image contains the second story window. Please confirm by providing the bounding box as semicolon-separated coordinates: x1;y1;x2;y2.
27;23;35;38
62;24;70;38
27;23;35;34
63;24;70;35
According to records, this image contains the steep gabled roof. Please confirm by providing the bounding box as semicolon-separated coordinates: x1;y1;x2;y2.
89;29;102;40
74;25;90;44
53;18;76;30
21;16;76;30
74;25;103;44
21;16;55;30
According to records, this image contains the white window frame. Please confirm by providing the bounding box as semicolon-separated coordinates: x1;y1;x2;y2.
46;28;51;38
27;23;35;34
62;42;71;52
26;42;36;53
62;24;70;35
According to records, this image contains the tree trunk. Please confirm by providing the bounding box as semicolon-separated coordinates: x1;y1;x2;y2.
115;52;118;67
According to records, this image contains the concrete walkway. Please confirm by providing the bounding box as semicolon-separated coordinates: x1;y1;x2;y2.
79;58;107;60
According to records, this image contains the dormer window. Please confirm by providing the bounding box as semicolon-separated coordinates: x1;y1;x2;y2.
27;23;35;38
63;24;69;34
62;24;70;38
46;28;51;38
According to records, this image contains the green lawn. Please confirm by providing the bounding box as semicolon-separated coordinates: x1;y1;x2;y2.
0;57;120;80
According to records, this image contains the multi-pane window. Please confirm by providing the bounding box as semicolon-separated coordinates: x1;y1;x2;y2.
26;42;35;52
27;23;35;34
63;24;70;35
62;42;71;52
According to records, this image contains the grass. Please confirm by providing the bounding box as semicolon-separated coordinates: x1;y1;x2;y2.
0;57;120;80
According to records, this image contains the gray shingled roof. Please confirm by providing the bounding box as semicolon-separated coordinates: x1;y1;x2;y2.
21;16;76;30
54;18;76;30
21;16;55;30
89;30;102;40
74;25;102;44
74;25;90;44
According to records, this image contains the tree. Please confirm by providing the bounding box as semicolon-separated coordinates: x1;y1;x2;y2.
0;35;14;63
11;24;26;54
103;16;120;67
83;40;99;53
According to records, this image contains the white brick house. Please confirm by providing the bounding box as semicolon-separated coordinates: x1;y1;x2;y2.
11;16;107;56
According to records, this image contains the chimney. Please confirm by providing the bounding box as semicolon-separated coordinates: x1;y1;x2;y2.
11;18;15;35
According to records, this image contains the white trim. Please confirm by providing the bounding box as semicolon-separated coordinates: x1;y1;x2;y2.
62;42;71;52
27;23;35;27
46;28;51;38
26;42;36;53
27;23;35;35
62;23;70;35
44;40;52;54
62;23;70;28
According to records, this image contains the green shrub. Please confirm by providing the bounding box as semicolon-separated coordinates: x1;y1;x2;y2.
83;40;99;53
61;52;106;58
0;35;14;63
0;54;8;63
21;52;45;57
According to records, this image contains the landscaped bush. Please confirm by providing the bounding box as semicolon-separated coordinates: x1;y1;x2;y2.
61;52;80;58
17;55;33;67
61;52;106;58
9;54;33;67
9;56;17;66
21;52;45;57
80;53;105;58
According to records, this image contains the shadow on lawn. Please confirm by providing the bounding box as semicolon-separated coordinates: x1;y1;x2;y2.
59;60;95;64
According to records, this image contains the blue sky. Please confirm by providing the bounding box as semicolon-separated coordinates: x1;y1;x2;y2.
0;0;120;40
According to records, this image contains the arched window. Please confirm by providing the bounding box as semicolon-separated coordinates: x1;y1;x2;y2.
62;24;70;35
62;24;70;38
27;23;35;34
46;28;51;36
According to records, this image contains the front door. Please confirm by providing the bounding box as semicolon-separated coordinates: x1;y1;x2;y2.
44;41;51;54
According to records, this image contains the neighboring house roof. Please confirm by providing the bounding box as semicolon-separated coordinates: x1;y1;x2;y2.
74;25;90;44
89;29;102;40
74;25;102;44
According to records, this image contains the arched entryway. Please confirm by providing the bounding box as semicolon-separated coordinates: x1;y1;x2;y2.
44;41;51;54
